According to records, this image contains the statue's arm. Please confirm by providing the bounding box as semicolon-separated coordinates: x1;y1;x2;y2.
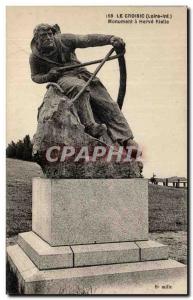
29;54;50;84
60;33;114;49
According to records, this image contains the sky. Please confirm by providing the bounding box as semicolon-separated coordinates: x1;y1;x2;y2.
6;6;187;178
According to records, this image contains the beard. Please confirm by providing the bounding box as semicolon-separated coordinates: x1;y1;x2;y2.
37;39;56;53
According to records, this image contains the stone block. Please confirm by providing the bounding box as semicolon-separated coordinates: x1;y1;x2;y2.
136;240;168;261
71;242;140;267
17;233;168;269
32;178;148;246
7;245;187;294
18;231;73;270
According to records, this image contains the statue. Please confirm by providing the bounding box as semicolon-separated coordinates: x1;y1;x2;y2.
31;23;143;178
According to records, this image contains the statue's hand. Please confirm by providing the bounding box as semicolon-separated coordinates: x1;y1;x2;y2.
110;36;125;53
47;67;61;81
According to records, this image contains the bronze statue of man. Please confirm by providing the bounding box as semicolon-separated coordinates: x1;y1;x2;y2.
30;23;138;149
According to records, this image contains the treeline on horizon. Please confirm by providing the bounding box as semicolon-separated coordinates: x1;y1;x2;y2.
6;135;33;162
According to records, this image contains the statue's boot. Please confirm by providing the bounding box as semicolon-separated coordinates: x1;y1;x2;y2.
85;123;107;138
75;91;107;138
123;138;142;159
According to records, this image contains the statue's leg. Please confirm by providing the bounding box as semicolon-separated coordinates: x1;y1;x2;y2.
57;76;107;138
89;81;134;144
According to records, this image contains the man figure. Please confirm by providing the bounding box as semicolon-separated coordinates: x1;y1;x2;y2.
30;23;138;149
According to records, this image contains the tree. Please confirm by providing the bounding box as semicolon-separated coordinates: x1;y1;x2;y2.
6;135;33;161
23;135;33;161
6;141;17;158
15;140;24;159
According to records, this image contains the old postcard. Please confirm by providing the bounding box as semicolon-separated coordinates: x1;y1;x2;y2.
6;6;187;295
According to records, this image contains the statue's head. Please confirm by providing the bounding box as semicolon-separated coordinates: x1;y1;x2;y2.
33;23;59;51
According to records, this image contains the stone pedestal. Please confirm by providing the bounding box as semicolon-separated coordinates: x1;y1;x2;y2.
7;178;187;294
32;178;148;246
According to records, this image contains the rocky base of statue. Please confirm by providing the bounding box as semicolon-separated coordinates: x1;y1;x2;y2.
39;160;143;179
32;85;143;179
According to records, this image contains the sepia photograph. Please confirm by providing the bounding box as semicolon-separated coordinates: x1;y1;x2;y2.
6;6;188;295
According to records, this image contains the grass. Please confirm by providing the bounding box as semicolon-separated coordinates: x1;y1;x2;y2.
6;158;43;236
6;158;187;265
149;184;187;232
